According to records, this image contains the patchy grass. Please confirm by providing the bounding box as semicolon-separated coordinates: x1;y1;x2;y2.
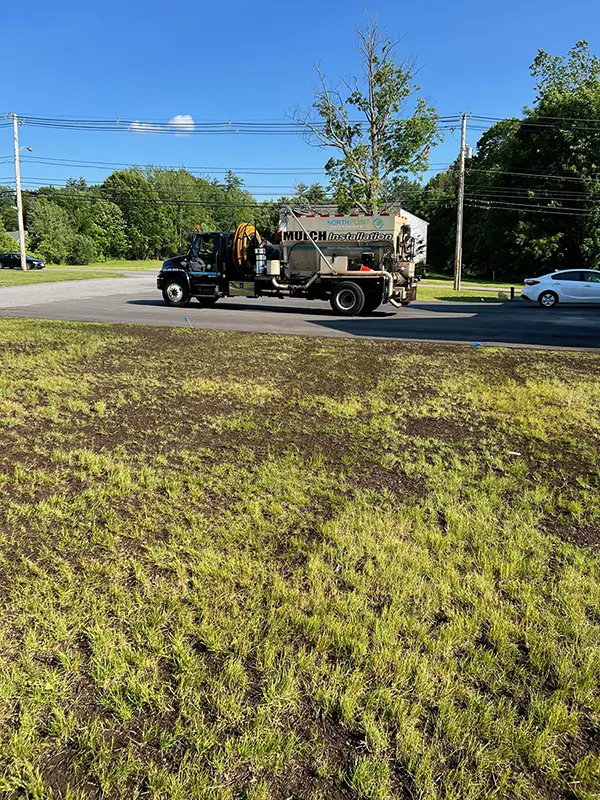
417;286;511;303
46;259;162;272
420;272;519;289
0;322;599;800
0;270;125;288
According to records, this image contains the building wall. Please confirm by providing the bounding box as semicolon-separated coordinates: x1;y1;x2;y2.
7;231;28;246
401;211;429;264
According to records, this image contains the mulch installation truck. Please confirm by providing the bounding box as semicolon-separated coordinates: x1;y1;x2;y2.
157;208;418;316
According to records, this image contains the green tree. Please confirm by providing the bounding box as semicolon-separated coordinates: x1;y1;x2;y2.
0;220;18;252
420;41;600;278
211;173;262;233
290;182;330;206
102;170;169;259
382;175;424;212
28;198;76;263
414;168;458;271
295;17;441;212
0;187;18;232
66;234;95;265
146;168;218;254
88;200;128;259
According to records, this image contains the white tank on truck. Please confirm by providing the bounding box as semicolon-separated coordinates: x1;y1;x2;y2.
156;207;419;315
278;208;416;285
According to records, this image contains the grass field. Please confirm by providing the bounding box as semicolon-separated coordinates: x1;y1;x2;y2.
417;286;508;303
0;320;599;800
0;271;125;288
420;273;520;290
46;260;162;272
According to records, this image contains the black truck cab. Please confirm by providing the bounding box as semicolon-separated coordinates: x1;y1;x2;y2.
157;233;230;307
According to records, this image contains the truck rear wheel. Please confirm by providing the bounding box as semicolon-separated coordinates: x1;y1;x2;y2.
330;282;365;316
162;281;190;307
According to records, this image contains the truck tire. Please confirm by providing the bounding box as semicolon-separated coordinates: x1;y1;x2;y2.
162;281;190;307
196;296;219;307
330;282;365;316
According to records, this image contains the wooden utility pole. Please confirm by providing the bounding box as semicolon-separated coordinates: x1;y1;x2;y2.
453;113;468;291
12;114;27;271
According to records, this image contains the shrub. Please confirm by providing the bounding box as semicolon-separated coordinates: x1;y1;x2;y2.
66;234;95;266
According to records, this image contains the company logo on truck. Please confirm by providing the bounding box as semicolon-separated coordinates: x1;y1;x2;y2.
327;231;393;242
283;230;393;242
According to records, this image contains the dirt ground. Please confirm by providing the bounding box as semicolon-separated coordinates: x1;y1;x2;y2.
0;319;599;800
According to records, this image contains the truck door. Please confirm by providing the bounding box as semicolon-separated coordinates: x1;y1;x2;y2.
188;233;220;295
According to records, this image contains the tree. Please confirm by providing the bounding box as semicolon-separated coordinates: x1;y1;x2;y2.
0;187;18;232
290;182;330;206
382;175;424;212
102;170;170;259
88;200;128;259
28;198;76;263
420;41;600;278
295;17;440;212
146;168;218;254
66;234;95;265
211;174;263;233
0;220;18;252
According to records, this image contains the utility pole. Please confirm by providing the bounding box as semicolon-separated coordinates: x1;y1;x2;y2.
453;113;468;291
12;114;27;271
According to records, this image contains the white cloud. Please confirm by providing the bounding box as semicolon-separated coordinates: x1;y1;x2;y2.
168;114;195;136
128;114;195;136
128;121;161;134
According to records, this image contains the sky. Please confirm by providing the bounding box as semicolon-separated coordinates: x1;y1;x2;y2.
1;0;599;198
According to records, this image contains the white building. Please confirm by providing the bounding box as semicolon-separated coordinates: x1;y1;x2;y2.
400;210;428;265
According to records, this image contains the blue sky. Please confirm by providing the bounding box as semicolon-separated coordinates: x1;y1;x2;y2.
1;0;598;197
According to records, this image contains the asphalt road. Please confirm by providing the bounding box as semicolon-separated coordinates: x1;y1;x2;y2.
1;274;599;349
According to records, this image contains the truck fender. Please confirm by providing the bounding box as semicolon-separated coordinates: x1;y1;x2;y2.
163;269;191;291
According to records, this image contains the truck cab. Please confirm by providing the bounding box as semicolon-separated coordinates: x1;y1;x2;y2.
157;232;229;306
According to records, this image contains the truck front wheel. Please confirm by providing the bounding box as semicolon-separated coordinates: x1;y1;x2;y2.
330;282;365;316
162;281;190;307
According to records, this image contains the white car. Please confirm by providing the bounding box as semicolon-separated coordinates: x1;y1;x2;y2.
522;269;600;307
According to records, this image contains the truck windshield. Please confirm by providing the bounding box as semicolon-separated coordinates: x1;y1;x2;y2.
191;233;216;266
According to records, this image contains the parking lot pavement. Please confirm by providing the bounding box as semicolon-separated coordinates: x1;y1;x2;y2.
0;275;155;309
0;276;599;349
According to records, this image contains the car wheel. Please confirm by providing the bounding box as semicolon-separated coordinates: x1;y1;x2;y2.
330;282;365;316
162;281;190;307
538;291;558;308
196;296;219;307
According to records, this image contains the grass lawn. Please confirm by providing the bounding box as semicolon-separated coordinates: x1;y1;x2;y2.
0;271;125;288
417;285;509;303
420;272;520;290
46;260;162;272
0;320;599;800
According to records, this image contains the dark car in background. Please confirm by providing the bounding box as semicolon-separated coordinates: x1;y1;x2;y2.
0;252;46;270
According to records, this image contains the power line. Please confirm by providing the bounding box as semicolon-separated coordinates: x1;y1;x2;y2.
17;155;454;175
465;197;600;216
467;167;600;182
9;113;462;136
